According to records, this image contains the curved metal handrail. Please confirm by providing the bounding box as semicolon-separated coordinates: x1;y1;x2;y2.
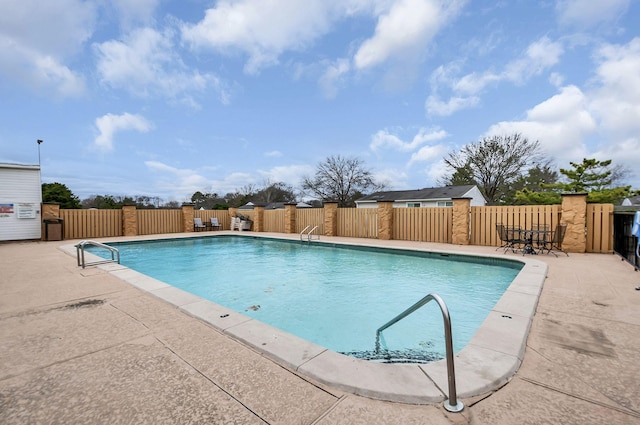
299;225;320;242
375;293;464;412
75;240;120;269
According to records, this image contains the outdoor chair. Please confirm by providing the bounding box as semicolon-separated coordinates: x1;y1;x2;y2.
496;224;523;253
194;217;207;231
210;217;222;230
530;224;550;254
539;224;569;257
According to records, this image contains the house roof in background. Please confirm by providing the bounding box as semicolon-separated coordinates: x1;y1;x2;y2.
238;201;312;210
622;195;640;206
356;185;477;203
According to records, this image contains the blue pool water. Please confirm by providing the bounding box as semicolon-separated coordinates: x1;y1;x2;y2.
92;236;522;362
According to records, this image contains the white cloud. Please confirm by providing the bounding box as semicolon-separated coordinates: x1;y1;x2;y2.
145;161;213;200
93;113;154;152
319;58;351;98
95;27;228;105
502;37;564;84
257;164;314;184
425;94;479;116
556;0;630;29
370;127;448;152
181;0;337;74
408;144;448;166
485;37;640;178
424;159;448;185
428;36;563;116
486;85;595;162
590;37;640;134
264;151;283;158
0;0;95;97
374;168;408;189
353;0;464;70
110;0;160;29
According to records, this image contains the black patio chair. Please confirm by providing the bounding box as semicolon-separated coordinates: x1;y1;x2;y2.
496;224;523;253
539;224;569;257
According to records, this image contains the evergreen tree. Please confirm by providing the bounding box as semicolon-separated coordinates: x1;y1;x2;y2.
42;182;81;209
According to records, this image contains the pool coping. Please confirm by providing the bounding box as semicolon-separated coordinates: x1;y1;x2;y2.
60;232;547;405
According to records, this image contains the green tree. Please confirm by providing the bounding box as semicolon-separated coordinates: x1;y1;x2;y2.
441;133;546;205
302;155;385;207
545;158;613;192
81;195;118;209
543;158;630;204
514;189;561;205
42;182;81;209
191;191;227;209
509;162;559;204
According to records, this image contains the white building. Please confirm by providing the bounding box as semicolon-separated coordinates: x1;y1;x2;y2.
0;163;42;241
355;185;486;208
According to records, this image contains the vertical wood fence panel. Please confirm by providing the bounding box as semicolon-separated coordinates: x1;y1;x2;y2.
471;205;561;246
393;208;452;242
60;209;122;239
263;210;285;233
337;208;378;238
295;208;325;234
137;210;182;235
586;204;613;253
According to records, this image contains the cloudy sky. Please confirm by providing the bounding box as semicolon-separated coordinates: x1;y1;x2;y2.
1;0;639;202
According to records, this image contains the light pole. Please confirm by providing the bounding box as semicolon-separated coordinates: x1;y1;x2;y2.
37;139;43;166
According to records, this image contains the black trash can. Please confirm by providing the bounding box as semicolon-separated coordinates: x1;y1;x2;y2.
43;217;64;241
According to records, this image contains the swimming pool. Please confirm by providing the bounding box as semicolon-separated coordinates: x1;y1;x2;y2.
70;233;547;404
89;235;521;362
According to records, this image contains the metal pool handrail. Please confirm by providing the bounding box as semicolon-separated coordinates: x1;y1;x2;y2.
375;293;464;413
75;240;120;269
299;225;320;242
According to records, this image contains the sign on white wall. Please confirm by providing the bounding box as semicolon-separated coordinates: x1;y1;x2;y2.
0;203;14;217
16;203;37;219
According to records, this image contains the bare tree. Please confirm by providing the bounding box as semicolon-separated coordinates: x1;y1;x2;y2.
442;133;544;205
253;180;297;204
302;155;385;207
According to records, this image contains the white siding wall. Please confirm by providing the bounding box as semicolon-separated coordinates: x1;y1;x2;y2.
463;186;487;206
0;165;42;241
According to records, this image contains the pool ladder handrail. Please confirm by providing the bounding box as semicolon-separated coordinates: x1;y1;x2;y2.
375;292;463;413
75;240;120;269
300;225;320;242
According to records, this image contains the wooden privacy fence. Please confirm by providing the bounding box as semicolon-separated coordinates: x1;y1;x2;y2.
393;207;452;243
138;209;182;235
471;205;561;247
586;203;614;253
296;208;325;234
50;194;613;254
264;210;286;233
337;208;378;238
60;209;122;239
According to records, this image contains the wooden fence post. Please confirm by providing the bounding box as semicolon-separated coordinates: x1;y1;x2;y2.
452;198;471;245
284;203;296;233
560;193;587;253
378;201;394;240
181;203;194;233
122;205;138;236
323;202;338;236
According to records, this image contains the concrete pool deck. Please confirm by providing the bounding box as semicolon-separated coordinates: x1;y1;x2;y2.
2;233;640;424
